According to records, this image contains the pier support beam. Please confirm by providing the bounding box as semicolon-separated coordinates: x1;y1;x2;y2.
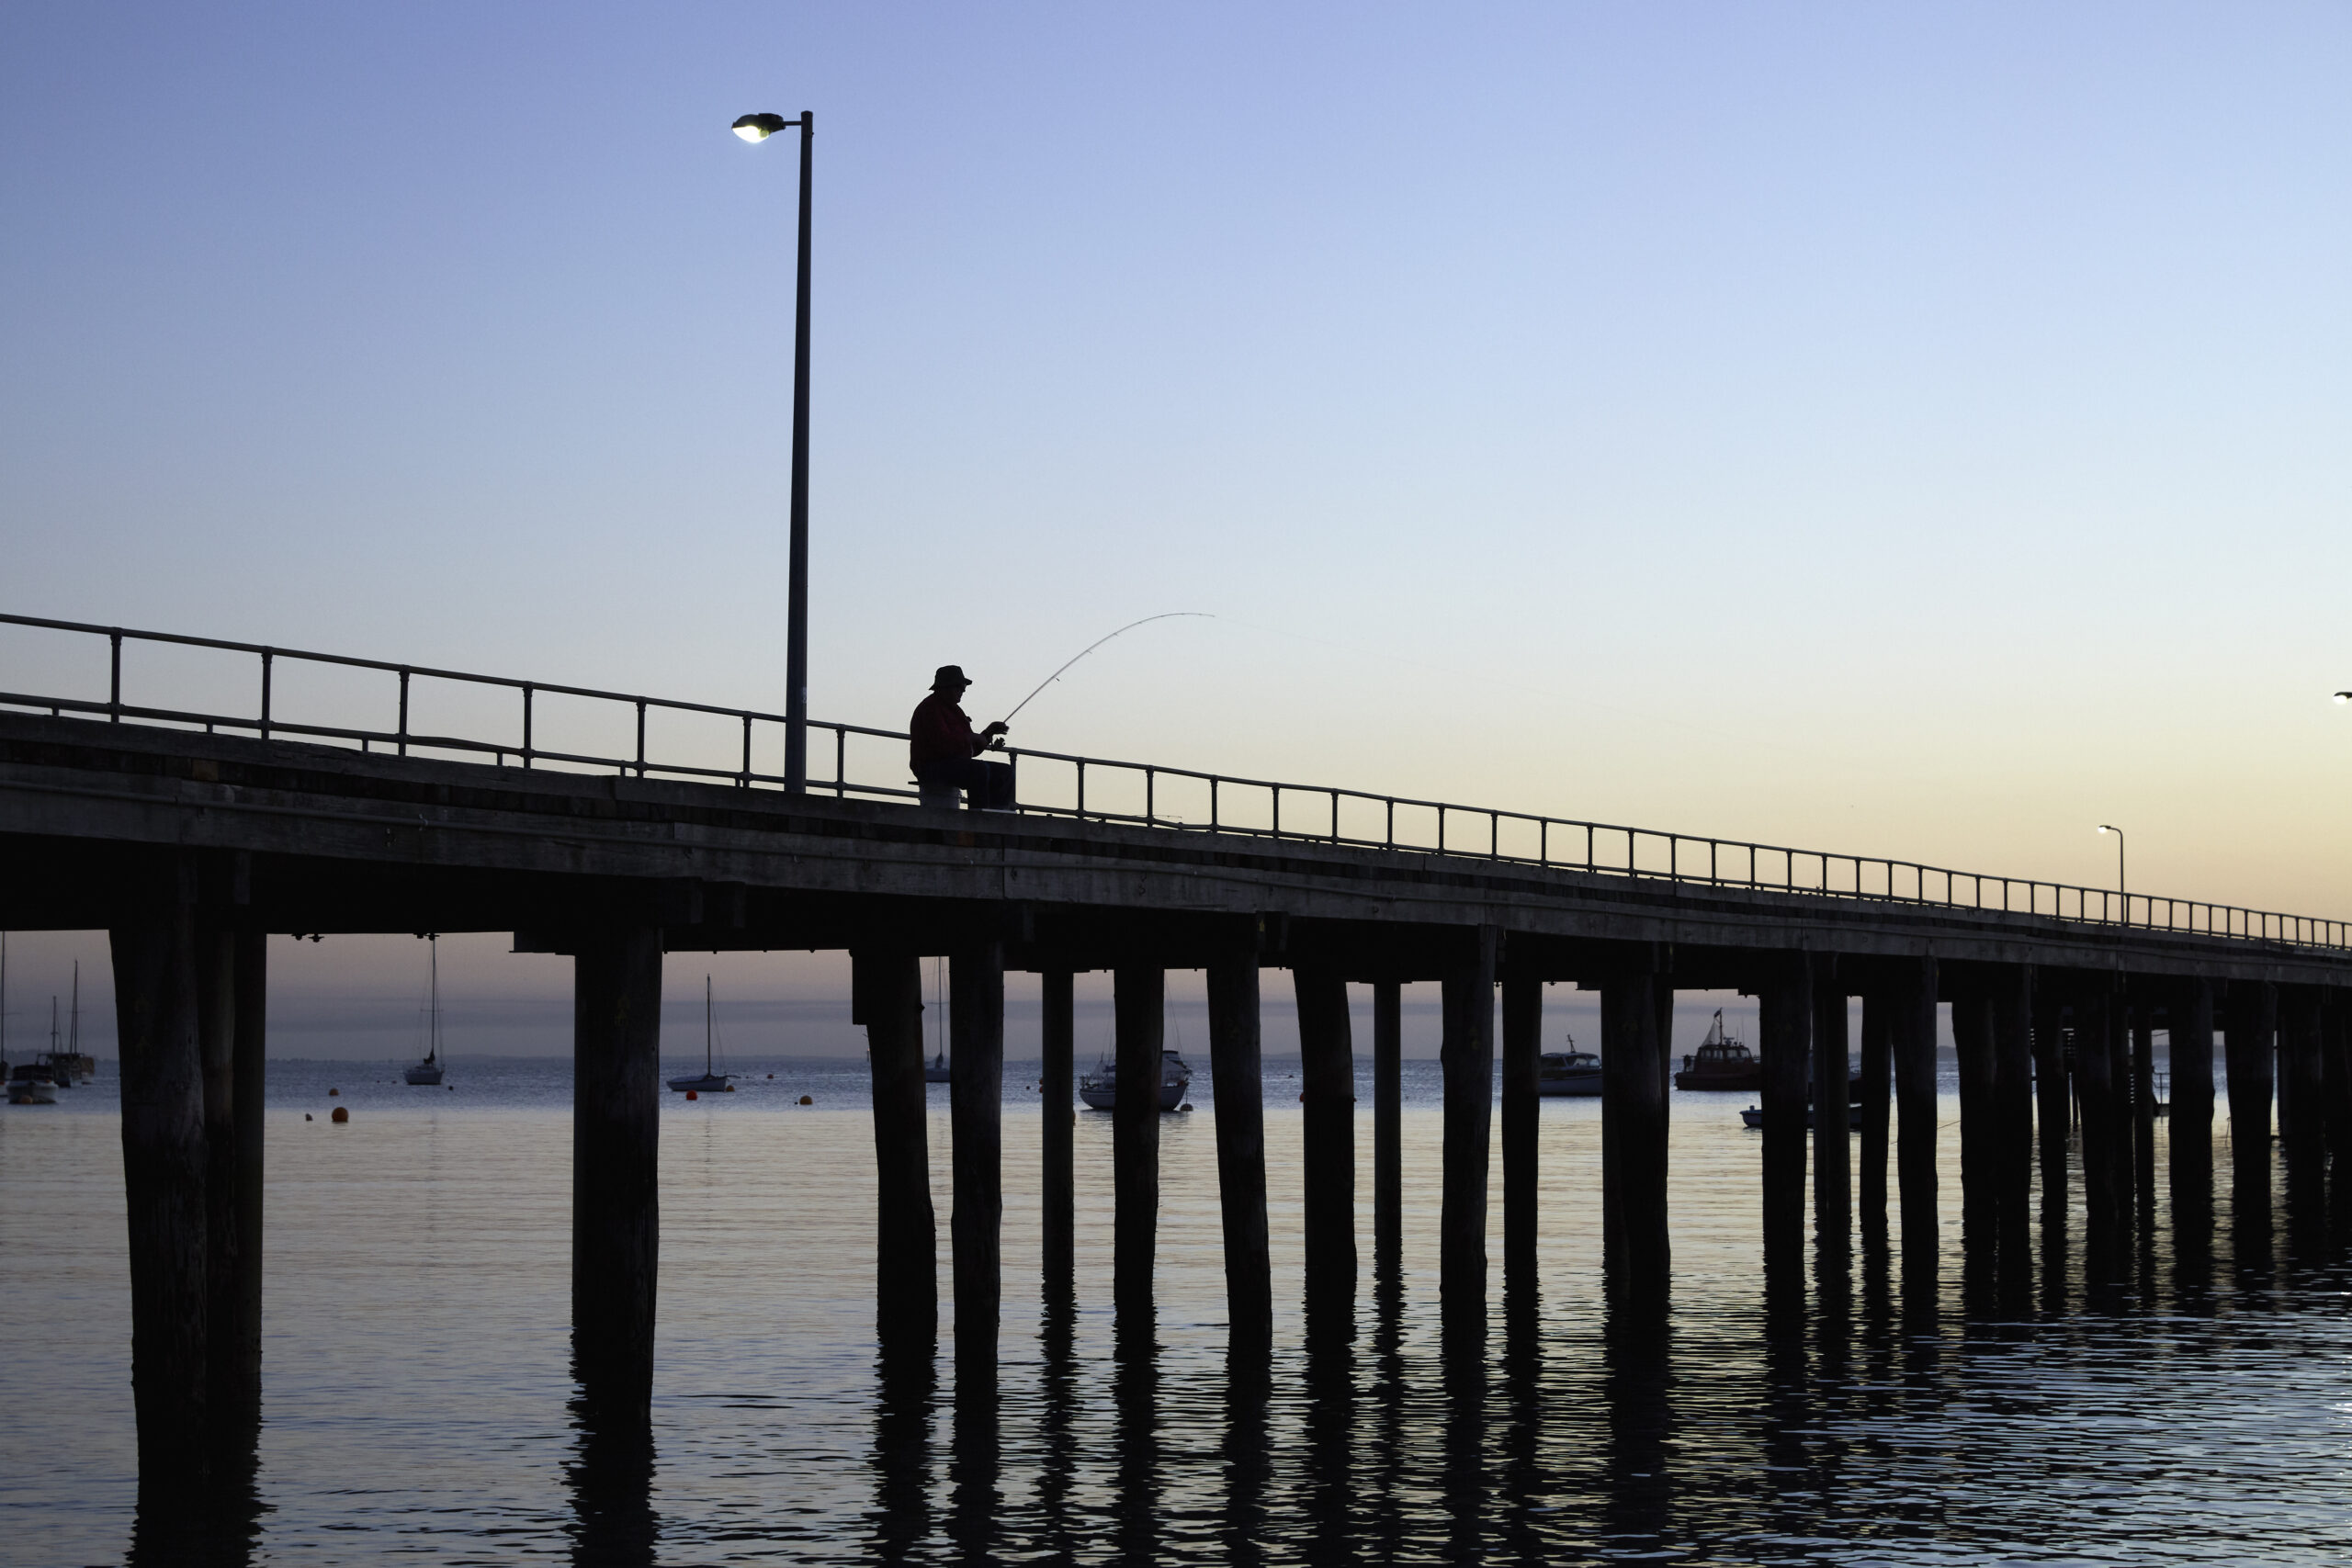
1208;953;1271;1342
1952;992;1996;1256
1989;966;2035;1299
1500;972;1542;1292
2168;979;2216;1230
572;923;662;1417
1601;959;1669;1309
2224;980;2276;1241
950;940;1005;1374
2032;986;2070;1226
1373;979;1403;1279
1758;955;1810;1280
857;951;936;1348
111;854;209;1484
1295;966;1356;1321
1859;990;1891;1253
2075;988;2120;1252
1811;963;1849;1267
1040;967;1075;1286
1114;964;1164;1320
2132;1006;2158;1228
1440;928;1497;1332
2278;985;2326;1244
1893;956;1939;1306
2324;996;2352;1235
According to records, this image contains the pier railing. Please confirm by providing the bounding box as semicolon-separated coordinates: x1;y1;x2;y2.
4;611;2344;953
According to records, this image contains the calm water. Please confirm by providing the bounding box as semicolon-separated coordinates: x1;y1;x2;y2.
4;1053;2347;1565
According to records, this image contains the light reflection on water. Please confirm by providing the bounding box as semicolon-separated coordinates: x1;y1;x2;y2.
3;1057;2347;1563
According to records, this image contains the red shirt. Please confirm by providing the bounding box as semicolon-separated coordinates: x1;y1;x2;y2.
910;691;982;771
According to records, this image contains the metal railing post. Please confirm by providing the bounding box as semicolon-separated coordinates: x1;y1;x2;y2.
521;684;534;769
398;669;411;756
634;701;647;777
108;631;122;723
259;649;274;740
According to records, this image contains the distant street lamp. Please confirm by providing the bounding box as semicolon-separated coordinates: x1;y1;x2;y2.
2098;824;2125;924
733;110;815;795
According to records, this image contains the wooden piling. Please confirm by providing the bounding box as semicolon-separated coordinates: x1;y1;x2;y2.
1859;990;1891;1251
2278;987;2324;1168
1114;964;1164;1319
1989;966;2035;1293
1439;928;1497;1329
2223;980;2276;1234
2168;978;2216;1226
196;918;243;1423
2075;988;2120;1246
1893;957;1939;1302
2032;985;2070;1224
110;855;209;1483
1601;964;1669;1307
1500;973;1542;1288
1812;964;1849;1263
1207;953;1271;1339
1040;966;1075;1285
856;950;937;1346
1373;979;1402;1277
950;940;1005;1372
1758;956;1811;1278
1952;993;1996;1249
2132;1006;2157;1224
1295;966;1357;1316
572;924;662;1416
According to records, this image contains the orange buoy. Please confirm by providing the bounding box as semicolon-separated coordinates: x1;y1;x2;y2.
723;1084;736;1092
304;1112;313;1122
798;1094;813;1105
330;1106;349;1123
685;1089;699;1100
328;1088;339;1097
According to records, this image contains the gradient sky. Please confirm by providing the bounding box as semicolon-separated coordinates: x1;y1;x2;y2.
4;5;2348;1052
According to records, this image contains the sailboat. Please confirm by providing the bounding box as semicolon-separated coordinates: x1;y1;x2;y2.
45;962;96;1086
922;958;951;1082
404;938;447;1085
668;976;737;1093
8;998;61;1104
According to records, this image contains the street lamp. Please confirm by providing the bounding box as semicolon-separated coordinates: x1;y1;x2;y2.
733;109;815;795
2098;824;2125;925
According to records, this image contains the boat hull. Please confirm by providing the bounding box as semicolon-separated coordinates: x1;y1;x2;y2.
403;1065;445;1086
1740;1103;1863;1130
1537;1074;1602;1098
7;1080;58;1105
1676;1066;1761;1092
1077;1070;1191;1111
668;1074;735;1094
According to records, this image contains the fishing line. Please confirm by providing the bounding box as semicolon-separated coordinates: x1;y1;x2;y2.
998;613;1211;727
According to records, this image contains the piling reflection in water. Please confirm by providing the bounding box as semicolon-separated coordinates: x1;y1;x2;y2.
564;1363;657;1568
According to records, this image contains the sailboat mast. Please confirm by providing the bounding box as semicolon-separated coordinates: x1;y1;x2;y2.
428;937;440;1064
70;960;79;1055
705;975;714;1075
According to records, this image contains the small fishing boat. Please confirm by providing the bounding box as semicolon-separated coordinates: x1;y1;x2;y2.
924;1049;951;1084
403;939;447;1086
1079;1049;1193;1111
668;976;737;1094
7;1062;58;1106
1674;1010;1760;1091
1740;1100;1864;1132
1538;1037;1602;1097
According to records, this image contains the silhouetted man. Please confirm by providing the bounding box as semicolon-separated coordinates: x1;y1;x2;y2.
910;665;1013;810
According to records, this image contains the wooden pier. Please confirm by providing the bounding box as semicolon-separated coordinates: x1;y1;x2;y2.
5;614;2350;1493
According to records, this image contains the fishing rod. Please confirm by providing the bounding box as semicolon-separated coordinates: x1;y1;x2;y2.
997;612;1210;727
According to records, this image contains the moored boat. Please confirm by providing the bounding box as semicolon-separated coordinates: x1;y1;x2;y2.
404;938;447;1085
1675;1010;1759;1091
1079;1049;1192;1111
668;976;737;1094
7;1061;59;1105
1537;1037;1601;1097
924;1049;951;1084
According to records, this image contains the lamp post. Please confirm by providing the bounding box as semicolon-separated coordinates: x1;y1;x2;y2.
2098;824;2125;925
733;110;815;795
